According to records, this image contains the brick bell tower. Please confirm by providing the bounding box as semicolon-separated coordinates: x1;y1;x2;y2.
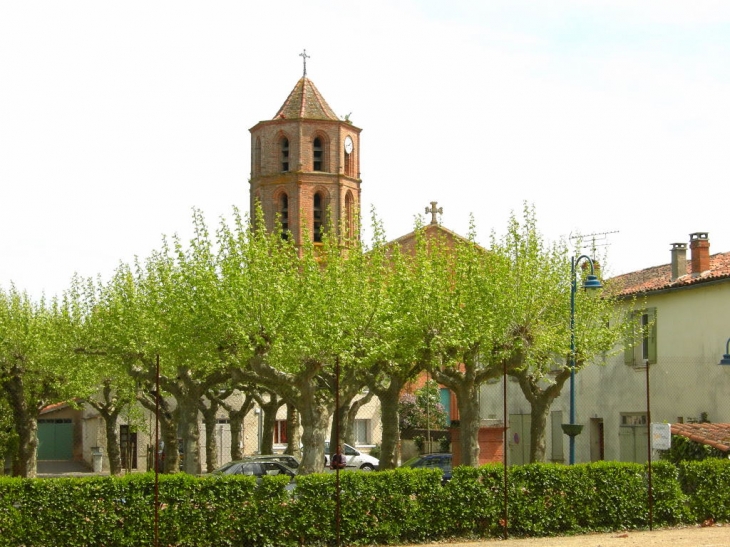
249;51;362;245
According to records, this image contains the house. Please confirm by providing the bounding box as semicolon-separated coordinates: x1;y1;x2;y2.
479;232;730;464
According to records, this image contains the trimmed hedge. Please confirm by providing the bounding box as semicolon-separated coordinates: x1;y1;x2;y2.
0;460;727;546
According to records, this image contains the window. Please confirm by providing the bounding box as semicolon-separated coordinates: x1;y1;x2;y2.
624;308;657;366
273;420;287;445
313;137;323;171
354;419;371;445
313;192;323;242
278;193;289;237
280;137;289;172
550;411;564;462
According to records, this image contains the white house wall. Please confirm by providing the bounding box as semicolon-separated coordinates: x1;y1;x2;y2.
479;280;730;464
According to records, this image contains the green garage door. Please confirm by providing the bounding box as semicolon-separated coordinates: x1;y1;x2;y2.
37;419;73;460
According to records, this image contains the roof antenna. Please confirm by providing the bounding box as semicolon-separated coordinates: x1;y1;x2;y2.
570;230;619;259
299;49;310;78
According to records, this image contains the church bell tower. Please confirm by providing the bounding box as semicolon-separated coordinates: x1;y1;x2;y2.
249;52;362;245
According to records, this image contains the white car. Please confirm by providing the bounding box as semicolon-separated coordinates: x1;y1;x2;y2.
324;441;379;471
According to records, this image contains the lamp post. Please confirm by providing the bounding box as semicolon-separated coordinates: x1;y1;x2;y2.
719;338;730;366
562;255;602;464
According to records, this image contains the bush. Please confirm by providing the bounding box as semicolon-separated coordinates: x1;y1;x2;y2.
398;381;448;431
1;460;729;546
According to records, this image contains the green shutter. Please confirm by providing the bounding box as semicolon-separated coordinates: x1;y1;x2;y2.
624;313;637;366
647;307;657;364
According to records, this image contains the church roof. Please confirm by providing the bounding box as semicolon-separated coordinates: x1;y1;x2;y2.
274;77;339;121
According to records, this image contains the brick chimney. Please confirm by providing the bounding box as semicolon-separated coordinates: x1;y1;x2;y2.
689;232;710;275
670;242;687;281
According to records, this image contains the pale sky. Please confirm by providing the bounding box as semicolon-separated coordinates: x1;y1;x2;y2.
1;1;729;298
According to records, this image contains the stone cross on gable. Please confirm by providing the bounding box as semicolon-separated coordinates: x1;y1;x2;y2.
425;201;443;225
299;49;310;77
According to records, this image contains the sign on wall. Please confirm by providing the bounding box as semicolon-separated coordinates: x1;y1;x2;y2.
651;423;672;450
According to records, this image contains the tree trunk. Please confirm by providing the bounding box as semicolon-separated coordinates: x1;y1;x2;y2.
138;393;180;473
227;403;249;461
259;395;281;455
514;366;571;463
3;371;39;478
219;389;256;461
177;397;201;475
528;398;551;463
86;383;125;476
283;405;301;457
376;382;403;470
453;383;481;466
103;410;123;475
297;397;332;474
199;399;220;473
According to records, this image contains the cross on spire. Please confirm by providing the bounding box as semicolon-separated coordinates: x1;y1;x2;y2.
425;201;443;225
299;49;310;77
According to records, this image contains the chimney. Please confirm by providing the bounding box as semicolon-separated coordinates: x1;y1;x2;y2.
670;242;687;281
689;232;710;275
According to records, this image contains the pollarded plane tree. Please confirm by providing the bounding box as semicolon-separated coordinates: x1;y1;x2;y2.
498;206;629;462
359;228;436;471
71;274;142;476
94;210;231;474
218;208;387;474
411;221;517;467
0;286;95;477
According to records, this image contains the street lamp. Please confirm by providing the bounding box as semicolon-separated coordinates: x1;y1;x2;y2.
562;255;602;464
719;338;730;366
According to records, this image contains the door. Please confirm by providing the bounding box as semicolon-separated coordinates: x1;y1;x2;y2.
37;419;73;460
589;418;605;462
619;413;648;463
508;414;531;465
120;425;138;470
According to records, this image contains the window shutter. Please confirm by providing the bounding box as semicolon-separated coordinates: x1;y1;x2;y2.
647;307;658;364
624;313;637;365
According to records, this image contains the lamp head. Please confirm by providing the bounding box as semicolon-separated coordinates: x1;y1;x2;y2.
582;274;603;290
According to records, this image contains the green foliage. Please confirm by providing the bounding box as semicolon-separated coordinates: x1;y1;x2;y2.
678;459;730;522
413;435;425;454
2;460;727;546
399;380;447;431
0;398;15;471
660;434;727;463
438;437;451;453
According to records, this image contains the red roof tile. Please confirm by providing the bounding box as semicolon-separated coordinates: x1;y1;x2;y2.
610;252;730;297
671;423;730;452
273;77;339;121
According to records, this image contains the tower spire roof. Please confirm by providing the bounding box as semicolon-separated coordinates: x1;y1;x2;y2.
273;77;339;121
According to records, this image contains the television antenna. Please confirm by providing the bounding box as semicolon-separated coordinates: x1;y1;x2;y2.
569;230;619;258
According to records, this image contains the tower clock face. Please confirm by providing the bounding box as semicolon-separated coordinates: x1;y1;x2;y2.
344;136;353;154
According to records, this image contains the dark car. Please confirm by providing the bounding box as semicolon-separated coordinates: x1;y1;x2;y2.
400;453;452;483
249;454;301;470
209;459;296;480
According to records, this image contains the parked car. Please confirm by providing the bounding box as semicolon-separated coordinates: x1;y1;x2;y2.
324;441;379;471
208;458;297;480
250;454;301;470
400;453;452;483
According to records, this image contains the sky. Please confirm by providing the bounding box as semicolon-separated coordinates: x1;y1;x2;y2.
1;1;729;298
